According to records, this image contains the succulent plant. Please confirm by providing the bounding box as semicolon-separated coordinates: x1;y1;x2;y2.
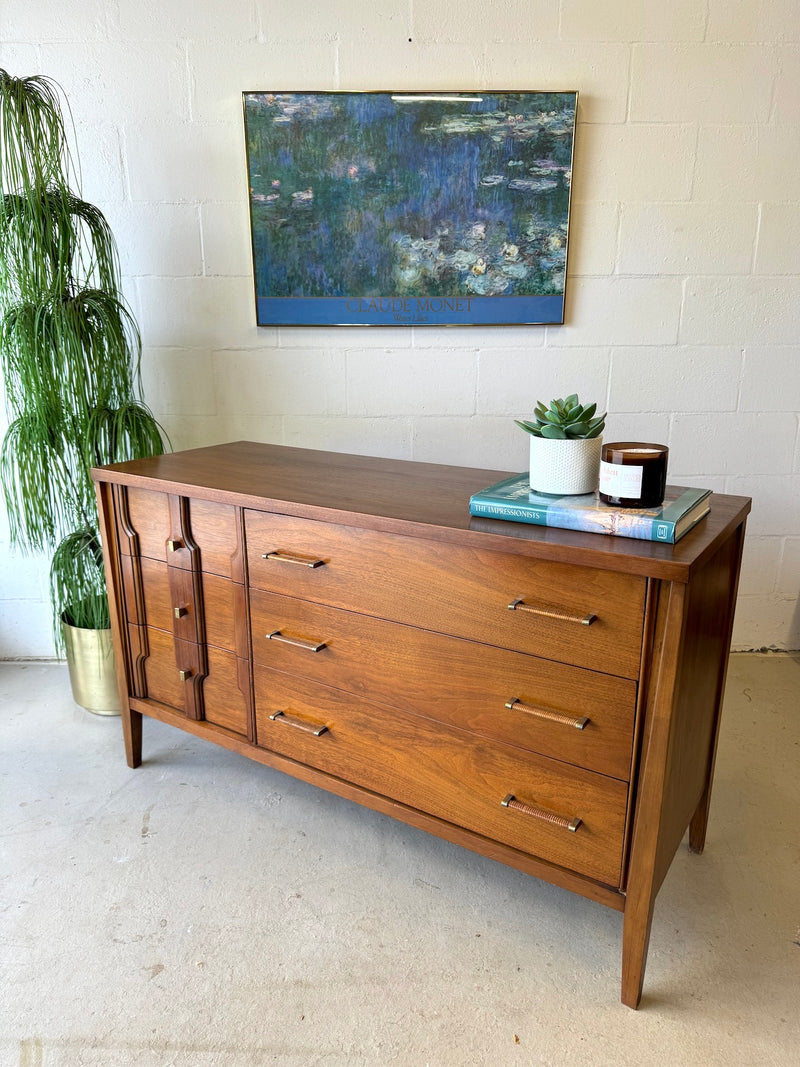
515;394;606;440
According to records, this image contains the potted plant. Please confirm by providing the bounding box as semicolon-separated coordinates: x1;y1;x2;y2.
0;70;168;713
516;394;605;495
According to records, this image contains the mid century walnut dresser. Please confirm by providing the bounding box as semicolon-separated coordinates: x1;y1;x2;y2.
92;441;750;1008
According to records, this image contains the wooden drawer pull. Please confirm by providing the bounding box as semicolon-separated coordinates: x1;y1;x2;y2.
501;793;582;833
266;629;327;653
269;710;328;736
505;698;590;731
262;550;325;568
508;598;597;626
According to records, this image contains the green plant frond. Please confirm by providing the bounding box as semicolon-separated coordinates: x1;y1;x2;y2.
50;527;109;648
68;197;121;290
2;289;141;414
62;289;134;402
0;70;73;197
0;414;76;548
1;188;72;296
1;69;167;642
1;189;122;304
1;298;85;422
85;401;168;467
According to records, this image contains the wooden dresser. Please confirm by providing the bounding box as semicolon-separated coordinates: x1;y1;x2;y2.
92;442;750;1007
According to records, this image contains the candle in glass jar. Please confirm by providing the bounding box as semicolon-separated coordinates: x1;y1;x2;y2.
598;442;669;508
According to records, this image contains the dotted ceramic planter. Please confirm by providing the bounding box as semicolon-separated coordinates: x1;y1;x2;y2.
529;435;603;495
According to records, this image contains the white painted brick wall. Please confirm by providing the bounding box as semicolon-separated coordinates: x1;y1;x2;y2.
630;44;775;123
1;0;798;654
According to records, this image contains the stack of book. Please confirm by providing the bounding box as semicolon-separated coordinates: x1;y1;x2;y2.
468;473;711;544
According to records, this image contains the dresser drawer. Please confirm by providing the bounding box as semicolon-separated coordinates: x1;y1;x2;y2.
202;646;250;736
250;590;636;780
255;669;627;885
130;625;191;711
129;625;248;735
246;512;645;678
120;487;241;578
123;556;242;654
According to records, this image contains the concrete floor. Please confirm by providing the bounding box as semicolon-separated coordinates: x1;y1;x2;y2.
1;654;798;1067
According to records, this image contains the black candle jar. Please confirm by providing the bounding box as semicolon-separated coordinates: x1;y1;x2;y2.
598;442;669;508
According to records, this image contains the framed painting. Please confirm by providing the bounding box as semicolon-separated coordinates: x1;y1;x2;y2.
242;91;578;327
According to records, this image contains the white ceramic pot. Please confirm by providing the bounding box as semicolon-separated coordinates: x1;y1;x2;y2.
529;435;603;495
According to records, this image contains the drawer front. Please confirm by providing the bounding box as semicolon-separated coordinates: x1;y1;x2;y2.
129;626;249;735
121;487;240;578
255;669;627;886
131;625;191;711
202;646;250;736
123;486;171;559
125;557;241;653
189;498;242;580
246;512;645;678
201;572;242;653
250;590;636;780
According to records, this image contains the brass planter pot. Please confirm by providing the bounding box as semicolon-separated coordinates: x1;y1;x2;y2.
62;619;120;716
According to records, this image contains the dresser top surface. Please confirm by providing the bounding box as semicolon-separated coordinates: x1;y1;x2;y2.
92;441;750;582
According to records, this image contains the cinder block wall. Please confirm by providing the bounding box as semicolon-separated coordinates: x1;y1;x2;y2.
1;1;798;655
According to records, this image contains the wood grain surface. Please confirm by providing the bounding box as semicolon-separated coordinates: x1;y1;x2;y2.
93;441;751;582
246;510;646;678
254;668;627;885
250;588;637;779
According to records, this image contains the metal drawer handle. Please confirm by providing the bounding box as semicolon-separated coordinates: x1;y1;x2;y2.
174;606;188;619
266;629;327;653
505;698;590;731
270;710;328;736
178;669;192;682
167;538;183;552
262;550;325;568
501;793;582;833
507;598;597;626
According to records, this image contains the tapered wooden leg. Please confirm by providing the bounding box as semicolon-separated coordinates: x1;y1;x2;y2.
688;786;712;853
621;894;656;1008
122;706;143;768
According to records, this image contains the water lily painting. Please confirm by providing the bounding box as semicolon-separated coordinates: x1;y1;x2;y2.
243;91;578;326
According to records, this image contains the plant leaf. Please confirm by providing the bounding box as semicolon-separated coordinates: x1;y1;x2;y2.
514;419;542;436
540;423;567;439
565;421;590;437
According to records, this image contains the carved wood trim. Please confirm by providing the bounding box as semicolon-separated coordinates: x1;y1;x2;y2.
166;495;207;721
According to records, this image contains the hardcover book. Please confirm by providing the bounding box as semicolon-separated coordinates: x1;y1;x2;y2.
469;474;711;543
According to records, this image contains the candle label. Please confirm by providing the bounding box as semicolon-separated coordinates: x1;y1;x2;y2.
599;460;644;498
